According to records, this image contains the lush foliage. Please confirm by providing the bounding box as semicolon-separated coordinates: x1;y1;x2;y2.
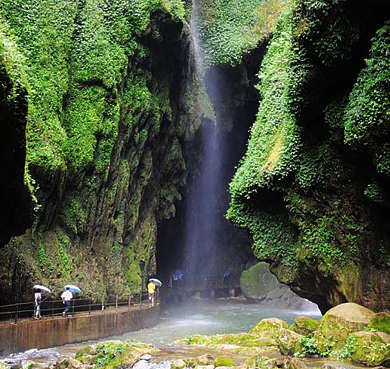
343;21;390;177
196;0;290;65
0;18;28;100
227;7;300;275
228;0;390;311
74;340;158;369
0;0;187;298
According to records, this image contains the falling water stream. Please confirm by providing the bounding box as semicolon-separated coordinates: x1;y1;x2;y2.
183;0;227;284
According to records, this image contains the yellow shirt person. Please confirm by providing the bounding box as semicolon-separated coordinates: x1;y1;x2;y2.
147;282;156;306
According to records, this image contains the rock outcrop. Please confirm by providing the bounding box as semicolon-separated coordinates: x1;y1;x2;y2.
227;0;390;313
240;262;318;309
0;0;194;304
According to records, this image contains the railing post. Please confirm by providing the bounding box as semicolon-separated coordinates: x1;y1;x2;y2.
128;293;131;310
14;303;19;324
115;294;118;309
52;300;54;318
89;299;91;315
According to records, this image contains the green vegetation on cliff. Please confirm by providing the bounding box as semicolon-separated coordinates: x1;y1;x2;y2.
227;5;300;276
228;0;390;313
0;0;189;301
197;0;290;65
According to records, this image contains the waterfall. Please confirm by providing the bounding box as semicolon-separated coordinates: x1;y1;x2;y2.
183;0;227;287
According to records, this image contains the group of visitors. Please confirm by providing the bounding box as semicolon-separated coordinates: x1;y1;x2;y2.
34;286;73;319
34;279;159;320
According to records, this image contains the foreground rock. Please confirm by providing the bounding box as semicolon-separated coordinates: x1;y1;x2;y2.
177;303;390;367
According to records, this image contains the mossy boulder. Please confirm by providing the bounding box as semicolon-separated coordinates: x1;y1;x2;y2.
278;329;303;356
319;303;375;344
290;316;320;336
214;355;235;367
240;262;310;308
70;340;158;369
312;330;333;355
195;355;214;366
250;318;288;337
75;345;93;363
170;359;186;369
54;358;85;369
368;312;390;335
350;331;390;366
241;262;283;299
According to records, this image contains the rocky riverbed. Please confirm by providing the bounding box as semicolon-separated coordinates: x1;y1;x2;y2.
2;303;390;369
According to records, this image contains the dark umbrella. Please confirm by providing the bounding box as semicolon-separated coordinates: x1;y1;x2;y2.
63;285;81;294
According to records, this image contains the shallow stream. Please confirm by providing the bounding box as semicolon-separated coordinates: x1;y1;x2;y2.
1;299;321;365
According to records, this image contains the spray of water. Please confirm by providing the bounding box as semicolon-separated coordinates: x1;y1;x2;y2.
183;0;226;287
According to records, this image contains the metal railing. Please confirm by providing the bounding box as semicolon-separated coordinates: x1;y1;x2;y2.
167;276;239;290
0;292;157;325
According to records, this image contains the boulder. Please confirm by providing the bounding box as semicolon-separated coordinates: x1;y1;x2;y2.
53;359;86;369
278;329;303;355
196;355;214;366
250;318;289;347
139;355;152;361
350;331;390;366
240;262;314;309
267;356;309;369
319;303;375;344
250;318;288;337
290;316;320;335
170;359;186;369
214;356;235;367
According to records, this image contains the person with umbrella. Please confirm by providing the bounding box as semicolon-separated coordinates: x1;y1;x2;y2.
33;285;51;319
61;286;73;316
147;280;156;306
147;278;162;306
34;288;42;319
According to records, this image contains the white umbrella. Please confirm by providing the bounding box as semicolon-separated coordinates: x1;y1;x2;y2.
32;285;51;294
149;278;162;287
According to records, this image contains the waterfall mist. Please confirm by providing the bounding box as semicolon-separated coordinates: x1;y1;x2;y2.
156;0;260;289
183;120;226;285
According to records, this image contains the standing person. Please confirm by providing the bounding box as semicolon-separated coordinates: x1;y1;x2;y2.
61;287;73;316
34;288;42;319
147;281;156;306
223;268;231;286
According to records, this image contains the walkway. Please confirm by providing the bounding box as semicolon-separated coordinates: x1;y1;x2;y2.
0;298;160;357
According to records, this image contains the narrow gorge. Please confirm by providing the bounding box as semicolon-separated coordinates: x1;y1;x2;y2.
0;0;390;318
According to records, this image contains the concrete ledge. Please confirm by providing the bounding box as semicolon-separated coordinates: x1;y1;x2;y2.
0;305;160;356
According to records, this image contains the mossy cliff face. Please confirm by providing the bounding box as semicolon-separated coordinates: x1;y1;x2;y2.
227;0;390;313
0;0;192;303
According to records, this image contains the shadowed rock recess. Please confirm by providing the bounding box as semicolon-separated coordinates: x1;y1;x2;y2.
1;0;390;314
